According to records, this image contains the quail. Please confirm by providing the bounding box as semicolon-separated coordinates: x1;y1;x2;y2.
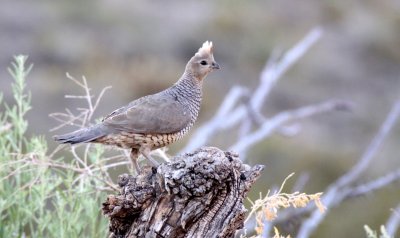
54;41;220;173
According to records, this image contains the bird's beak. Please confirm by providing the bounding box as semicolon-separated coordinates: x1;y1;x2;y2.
211;62;220;70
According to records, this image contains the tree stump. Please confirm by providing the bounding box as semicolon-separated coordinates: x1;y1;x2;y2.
102;147;264;238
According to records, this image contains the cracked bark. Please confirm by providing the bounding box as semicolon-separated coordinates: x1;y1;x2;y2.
102;147;264;238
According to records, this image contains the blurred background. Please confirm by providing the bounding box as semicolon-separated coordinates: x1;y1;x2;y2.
1;0;400;237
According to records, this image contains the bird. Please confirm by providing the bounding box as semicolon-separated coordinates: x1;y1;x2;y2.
54;41;220;173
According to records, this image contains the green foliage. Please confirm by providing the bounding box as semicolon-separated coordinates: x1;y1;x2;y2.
0;56;108;238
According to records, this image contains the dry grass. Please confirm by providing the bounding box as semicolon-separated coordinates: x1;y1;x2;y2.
244;173;325;237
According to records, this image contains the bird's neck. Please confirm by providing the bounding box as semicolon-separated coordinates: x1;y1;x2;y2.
177;71;204;88
166;71;203;127
172;71;203;105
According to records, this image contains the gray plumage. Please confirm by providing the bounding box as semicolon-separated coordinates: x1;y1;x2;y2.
53;124;108;144
54;41;219;173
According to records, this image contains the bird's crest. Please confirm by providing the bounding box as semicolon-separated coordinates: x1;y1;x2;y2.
196;41;213;57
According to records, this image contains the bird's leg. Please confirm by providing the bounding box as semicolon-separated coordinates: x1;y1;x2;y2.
130;148;141;174
140;147;159;167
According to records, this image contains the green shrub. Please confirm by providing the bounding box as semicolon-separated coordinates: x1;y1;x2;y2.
0;56;108;238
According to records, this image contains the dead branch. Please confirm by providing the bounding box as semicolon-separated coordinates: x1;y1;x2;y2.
102;147;264;238
296;99;400;238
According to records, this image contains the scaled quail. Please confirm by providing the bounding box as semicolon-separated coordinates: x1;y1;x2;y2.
54;41;220;173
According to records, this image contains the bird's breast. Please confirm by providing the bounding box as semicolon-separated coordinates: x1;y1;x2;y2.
94;129;189;150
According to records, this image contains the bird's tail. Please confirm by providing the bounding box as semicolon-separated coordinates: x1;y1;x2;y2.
53;124;107;144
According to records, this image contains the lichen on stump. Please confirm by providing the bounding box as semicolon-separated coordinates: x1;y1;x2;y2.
102;147;264;238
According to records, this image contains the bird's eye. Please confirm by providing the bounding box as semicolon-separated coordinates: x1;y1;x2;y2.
200;60;208;66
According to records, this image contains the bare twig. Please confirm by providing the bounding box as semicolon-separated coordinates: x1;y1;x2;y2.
345;168;400;198
90;161;130;172
386;203;400;236
223;28;323;131
251;28;322;112
48;73;124;191
70;145;92;173
336;103;400;190
51;73;109;132
92;86;112;115
49;111;86;131
229;100;350;154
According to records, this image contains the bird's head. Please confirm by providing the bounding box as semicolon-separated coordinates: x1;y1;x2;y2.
186;41;220;80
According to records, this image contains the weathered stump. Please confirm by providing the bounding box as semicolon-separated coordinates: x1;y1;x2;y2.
102;147;264;238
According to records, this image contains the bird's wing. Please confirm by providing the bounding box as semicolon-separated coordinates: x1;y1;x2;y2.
102;93;192;134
